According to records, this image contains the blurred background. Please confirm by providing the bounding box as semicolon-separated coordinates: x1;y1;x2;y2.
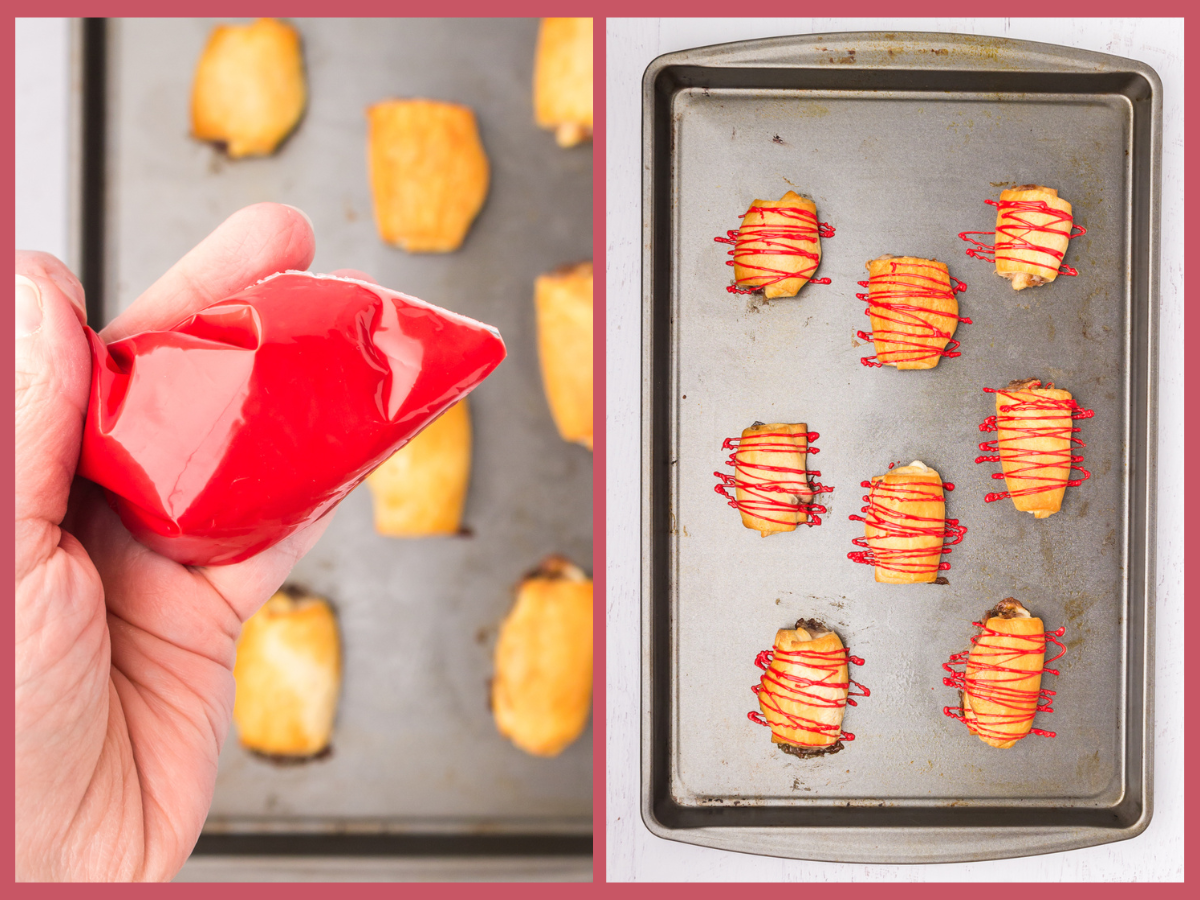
16;17;593;882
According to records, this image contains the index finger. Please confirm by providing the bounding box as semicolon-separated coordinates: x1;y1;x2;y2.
100;202;315;343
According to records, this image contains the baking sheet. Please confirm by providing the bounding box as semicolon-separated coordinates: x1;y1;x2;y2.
641;32;1159;863
94;17;593;839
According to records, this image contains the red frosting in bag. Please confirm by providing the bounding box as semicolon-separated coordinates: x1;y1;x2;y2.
77;271;506;565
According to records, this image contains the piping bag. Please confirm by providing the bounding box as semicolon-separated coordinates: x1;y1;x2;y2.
76;271;506;566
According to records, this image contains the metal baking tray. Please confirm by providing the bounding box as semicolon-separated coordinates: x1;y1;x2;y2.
79;17;592;862
641;32;1160;864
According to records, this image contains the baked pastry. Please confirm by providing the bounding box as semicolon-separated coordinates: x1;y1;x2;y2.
365;399;471;536
718;191;827;298
992;186;1077;290
492;556;593;757
979;379;1090;518
233;589;340;758
535;262;593;450
848;460;965;584
942;598;1065;748
859;255;967;369
749;619;866;757
713;423;828;536
190;18;306;158
533;17;593;147
366;99;490;252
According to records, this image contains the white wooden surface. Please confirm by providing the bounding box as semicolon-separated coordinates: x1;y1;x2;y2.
605;18;1184;882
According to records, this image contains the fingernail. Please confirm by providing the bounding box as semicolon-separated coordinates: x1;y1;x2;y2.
283;204;314;232
16;275;43;338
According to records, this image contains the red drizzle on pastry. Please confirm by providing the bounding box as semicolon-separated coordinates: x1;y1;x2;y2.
847;478;966;576
959;198;1086;276
714;431;832;527
856;263;971;368
715;205;834;294
749;645;869;746
976;386;1094;504
942;622;1067;741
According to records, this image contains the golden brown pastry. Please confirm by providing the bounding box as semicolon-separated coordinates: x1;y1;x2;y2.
718;423;814;537
944;598;1061;749
233;589;340;757
725;191;824;299
366;99;490;252
862;255;963;370
535;262;593;450
365;399;471;536
533;17;593;147
992;185;1075;291
984;378;1082;519
190;18;306;158
752;619;856;756
492;556;593;757
849;460;957;584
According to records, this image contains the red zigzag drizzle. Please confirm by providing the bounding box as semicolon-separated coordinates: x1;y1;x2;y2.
976;386;1094;504
715;205;835;294
856;262;971;368
714;431;832;527
959;198;1086;277
847;473;966;577
942;621;1067;741
749;644;869;746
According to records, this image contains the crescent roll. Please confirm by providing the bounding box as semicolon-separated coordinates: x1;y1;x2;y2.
535;262;593;450
757;620;849;756
190;18;306;158
365;399;471;536
533;17;593;147
858;461;947;584
729;423;814;537
864;255;960;370
233;589;341;758
959;598;1048;749
994;185;1074;291
993;378;1075;518
492;556;593;757
731;191;823;299
366;99;490;252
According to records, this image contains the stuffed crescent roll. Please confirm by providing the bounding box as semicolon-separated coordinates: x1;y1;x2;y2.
854;461;950;584
863;255;962;370
536;262;593;450
190;18;306;159
993;185;1075;291
731;423;814;536
947;598;1061;749
533;17;593;147
729;191;823;299
492;556;593;757
754;619;852;756
991;379;1076;518
365;399;471;536
233;588;341;758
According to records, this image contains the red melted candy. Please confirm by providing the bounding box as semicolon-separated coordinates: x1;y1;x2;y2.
975;384;1094;504
847;476;966;577
749;644;869;746
77;272;507;566
959;198;1086;277
714;430;832;527
942;621;1067;742
856;261;971;368
715;205;835;294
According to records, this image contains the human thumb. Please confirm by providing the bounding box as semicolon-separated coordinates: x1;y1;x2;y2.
15;256;93;581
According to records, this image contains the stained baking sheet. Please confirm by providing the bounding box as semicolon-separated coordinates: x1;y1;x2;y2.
88;17;593;846
641;32;1159;863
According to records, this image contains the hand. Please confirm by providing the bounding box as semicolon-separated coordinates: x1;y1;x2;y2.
15;203;353;881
